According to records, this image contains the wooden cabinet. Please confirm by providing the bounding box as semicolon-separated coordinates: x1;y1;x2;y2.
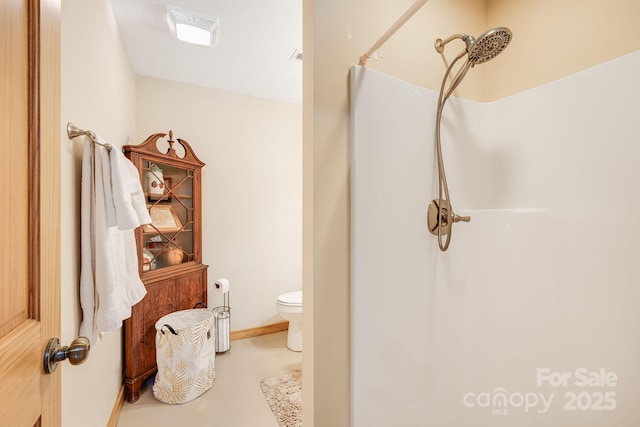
123;131;208;403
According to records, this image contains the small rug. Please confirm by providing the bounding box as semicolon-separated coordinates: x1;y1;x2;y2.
260;369;302;427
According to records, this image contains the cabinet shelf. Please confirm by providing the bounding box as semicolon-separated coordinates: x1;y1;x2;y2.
141;229;193;235
144;193;194;199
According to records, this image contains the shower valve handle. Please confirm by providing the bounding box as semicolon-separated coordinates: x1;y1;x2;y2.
453;213;470;223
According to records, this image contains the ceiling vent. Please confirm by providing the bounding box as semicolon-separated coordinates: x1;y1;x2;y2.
167;5;218;47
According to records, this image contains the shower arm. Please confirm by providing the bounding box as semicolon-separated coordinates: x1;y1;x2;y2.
434;33;469;53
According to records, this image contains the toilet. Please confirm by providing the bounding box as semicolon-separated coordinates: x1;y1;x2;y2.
275;291;302;352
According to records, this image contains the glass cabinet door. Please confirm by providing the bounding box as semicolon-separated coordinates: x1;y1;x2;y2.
140;159;194;271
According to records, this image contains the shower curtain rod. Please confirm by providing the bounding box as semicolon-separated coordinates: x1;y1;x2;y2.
358;0;431;66
66;122;112;152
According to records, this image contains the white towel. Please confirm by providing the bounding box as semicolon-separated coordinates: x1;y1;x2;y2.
108;143;150;306
79;135;151;344
79;140;98;343
108;143;152;230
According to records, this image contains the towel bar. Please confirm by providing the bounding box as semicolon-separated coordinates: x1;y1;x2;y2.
67;122;112;152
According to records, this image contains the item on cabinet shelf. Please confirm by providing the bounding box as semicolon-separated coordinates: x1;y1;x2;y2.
145;163;165;200
146;236;168;254
157;245;185;266
143;205;182;233
142;248;157;271
146;235;166;247
147;177;173;203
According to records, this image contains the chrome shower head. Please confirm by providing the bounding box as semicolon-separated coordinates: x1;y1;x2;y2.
467;27;512;65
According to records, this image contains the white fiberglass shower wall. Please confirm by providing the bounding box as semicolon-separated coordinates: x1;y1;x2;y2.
350;51;640;426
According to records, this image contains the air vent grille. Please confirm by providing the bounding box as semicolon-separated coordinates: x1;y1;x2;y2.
167;4;218;46
169;10;217;29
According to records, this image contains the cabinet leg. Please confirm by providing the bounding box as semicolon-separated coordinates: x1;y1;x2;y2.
124;379;142;403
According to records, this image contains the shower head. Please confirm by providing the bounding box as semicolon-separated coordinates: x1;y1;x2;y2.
435;27;512;66
467;27;512;65
434;27;512;99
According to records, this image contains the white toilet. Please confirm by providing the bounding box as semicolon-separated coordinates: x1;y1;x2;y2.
275;291;302;352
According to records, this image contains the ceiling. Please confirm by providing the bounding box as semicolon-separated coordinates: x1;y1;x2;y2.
109;0;302;104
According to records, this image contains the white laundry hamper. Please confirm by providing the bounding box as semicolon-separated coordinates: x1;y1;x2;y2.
153;308;216;404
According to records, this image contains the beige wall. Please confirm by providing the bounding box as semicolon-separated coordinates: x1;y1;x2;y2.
486;0;640;100
60;0;136;426
360;0;488;100
135;76;302;331
306;0;640;425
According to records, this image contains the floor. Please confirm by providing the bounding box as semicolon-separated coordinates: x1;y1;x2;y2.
117;332;302;427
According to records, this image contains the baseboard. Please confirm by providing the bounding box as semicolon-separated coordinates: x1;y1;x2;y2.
230;321;289;341
107;385;125;427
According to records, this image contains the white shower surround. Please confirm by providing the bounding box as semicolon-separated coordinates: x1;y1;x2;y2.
350;51;640;426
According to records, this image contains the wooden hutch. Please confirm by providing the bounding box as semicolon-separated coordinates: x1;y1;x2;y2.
123;131;208;402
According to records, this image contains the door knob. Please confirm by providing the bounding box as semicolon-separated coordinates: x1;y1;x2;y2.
43;337;90;374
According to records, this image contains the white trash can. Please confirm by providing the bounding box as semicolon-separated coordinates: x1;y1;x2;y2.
153;308;216;404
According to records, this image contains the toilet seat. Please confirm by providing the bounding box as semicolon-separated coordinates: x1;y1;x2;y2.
277;291;302;307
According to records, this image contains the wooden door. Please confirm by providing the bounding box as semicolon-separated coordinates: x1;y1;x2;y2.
0;0;61;426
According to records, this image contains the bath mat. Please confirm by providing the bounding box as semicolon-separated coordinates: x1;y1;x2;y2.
260;369;302;427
